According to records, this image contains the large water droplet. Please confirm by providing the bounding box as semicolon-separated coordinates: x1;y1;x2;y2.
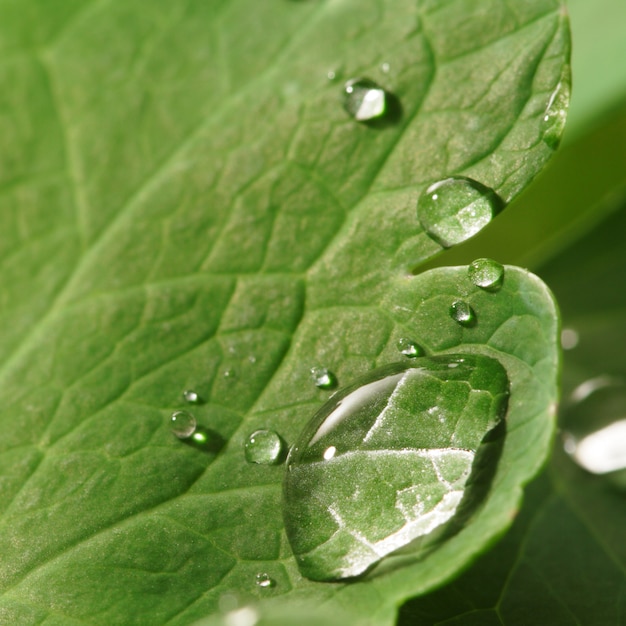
397;337;423;358
343;78;387;122
170;410;197;439
311;367;337;390
283;355;509;581
245;429;284;465
255;573;275;588
417;177;500;248
541;73;570;149
562;377;626;476
468;258;504;291
450;300;476;327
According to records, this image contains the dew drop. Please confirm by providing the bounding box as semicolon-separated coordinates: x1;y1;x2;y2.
343;78;387;122
284;355;509;581
562;377;626;475
171;413;224;453
311;367;337;390
327;70;337;81
541;73;570;149
417;177;500;248
182;389;201;404
255;573;275;588
245;429;284;465
397;337;423;358
450;300;476;327
468;258;504;291
381;62;390;74
170;410;197;439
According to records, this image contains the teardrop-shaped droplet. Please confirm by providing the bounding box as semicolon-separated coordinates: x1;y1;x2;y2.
562;377;626;476
541;73;570;149
283;355;509;581
245;429;284;465
450;300;476;327
397;337;423;358
468;258;504;291
182;389;201;404
311;367;337;390
170;410;197;439
255;572;275;589
343;78;387;122
418;177;500;248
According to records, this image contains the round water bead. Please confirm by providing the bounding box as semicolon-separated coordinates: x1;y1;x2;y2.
418;177;499;248
311;367;337;390
182;389;201;404
468;258;504;291
343;78;387;122
284;354;509;581
450;300;476;327
397;337;423;358
245;429;284;465
170;410;197;439
255;573;275;588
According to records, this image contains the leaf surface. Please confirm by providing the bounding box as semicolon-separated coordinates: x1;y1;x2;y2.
0;1;568;624
401;188;626;626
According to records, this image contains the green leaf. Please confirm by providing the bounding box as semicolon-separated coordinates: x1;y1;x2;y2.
0;1;568;624
399;197;626;625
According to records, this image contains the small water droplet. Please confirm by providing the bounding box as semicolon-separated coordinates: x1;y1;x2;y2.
381;62;390;73
182;389;201;404
468;258;504;291
450;300;476;327
311;367;337;390
541;72;570;149
561;328;579;350
245;429;284;465
170;410;197;439
284;355;509;581
248;355;257;364
224;368;236;379
343;78;387;122
417;177;500;248
562;378;626;476
397;337;423;358
327;70;336;81
255;573;275;588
